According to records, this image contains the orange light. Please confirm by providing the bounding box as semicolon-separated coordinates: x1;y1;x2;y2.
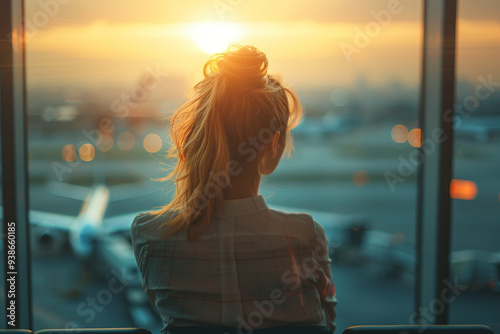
450;179;477;200
408;128;421;148
143;133;163;153
79;143;95;162
98;135;114;152
353;170;369;187
12;28;21;54
391;124;408;143
117;132;135;151
61;144;76;162
12;28;18;46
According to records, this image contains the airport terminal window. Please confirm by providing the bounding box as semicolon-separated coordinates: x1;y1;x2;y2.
24;1;422;330
448;1;500;330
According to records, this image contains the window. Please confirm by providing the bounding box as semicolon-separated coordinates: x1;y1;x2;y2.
448;0;500;329
24;1;422;330
1;0;498;332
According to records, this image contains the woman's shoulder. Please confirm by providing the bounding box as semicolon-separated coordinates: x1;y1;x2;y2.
131;210;177;242
266;207;320;233
268;208;312;222
131;212;154;240
267;206;325;235
131;211;153;230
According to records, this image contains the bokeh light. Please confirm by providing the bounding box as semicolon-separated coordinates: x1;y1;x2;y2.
330;88;350;107
450;179;478;200
408;128;421;147
61;144;76;162
117;132;135;151
393;231;406;244
78;143;95;162
143;133;163;153
353;170;369;187
98;135;114;152
391;124;408;143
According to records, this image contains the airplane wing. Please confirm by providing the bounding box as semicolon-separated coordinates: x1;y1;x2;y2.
47;181;91;201
102;211;143;234
0;206;73;231
29;210;74;231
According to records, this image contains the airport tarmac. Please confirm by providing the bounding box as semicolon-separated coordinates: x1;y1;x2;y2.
26;179;500;333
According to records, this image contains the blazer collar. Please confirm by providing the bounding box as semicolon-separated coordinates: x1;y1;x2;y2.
216;195;269;217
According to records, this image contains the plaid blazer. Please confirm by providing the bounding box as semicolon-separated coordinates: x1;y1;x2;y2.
131;195;337;333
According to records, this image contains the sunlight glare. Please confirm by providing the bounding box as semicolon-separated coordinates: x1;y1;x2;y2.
188;22;243;54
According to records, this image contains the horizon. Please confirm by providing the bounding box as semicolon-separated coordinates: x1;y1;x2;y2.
25;1;500;92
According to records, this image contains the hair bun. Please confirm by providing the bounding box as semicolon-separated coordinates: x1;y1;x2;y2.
204;44;268;86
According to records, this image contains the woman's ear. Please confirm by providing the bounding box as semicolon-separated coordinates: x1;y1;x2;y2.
270;131;281;157
259;131;284;176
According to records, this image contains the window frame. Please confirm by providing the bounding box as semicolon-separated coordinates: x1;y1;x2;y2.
0;0;33;329
415;0;457;325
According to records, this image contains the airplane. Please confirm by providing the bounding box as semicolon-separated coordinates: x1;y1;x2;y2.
26;181;161;329
30;183;110;257
376;237;500;292
29;181;160;257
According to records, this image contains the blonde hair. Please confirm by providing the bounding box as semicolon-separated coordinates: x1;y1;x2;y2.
153;44;302;241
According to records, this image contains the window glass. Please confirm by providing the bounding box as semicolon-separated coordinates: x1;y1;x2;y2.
25;0;421;330
449;1;500;332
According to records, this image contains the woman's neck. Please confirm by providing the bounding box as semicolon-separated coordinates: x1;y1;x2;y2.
223;169;261;200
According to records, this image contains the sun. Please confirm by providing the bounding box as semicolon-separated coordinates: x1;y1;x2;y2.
188;22;243;54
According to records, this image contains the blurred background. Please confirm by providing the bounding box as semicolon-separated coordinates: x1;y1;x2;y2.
13;0;500;332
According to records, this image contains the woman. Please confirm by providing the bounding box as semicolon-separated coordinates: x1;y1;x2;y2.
131;45;337;334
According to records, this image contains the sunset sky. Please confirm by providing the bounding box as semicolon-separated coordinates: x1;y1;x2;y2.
25;0;500;91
